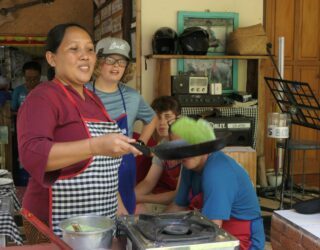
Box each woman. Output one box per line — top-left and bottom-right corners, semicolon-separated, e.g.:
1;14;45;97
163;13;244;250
11;61;42;112
17;23;141;238
87;37;157;214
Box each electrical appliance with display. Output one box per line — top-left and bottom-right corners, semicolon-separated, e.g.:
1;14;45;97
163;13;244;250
171;74;208;94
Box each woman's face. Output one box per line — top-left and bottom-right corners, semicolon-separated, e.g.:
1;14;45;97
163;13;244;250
98;55;127;84
46;26;96;87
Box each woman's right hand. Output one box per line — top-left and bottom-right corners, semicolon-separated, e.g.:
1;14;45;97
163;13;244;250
89;133;142;157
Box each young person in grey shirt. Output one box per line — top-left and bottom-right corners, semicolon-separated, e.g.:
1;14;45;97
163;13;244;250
87;37;157;215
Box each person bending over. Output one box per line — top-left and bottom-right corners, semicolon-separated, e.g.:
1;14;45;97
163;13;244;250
166;125;265;250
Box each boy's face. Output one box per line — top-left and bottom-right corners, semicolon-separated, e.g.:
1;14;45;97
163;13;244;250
156;110;177;138
181;155;205;172
170;133;207;172
25;69;41;91
99;54;127;84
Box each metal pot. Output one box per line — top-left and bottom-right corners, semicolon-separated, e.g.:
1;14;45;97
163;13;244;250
59;215;115;250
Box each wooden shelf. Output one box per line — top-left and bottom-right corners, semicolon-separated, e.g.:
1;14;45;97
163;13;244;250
146;54;268;185
145;54;269;60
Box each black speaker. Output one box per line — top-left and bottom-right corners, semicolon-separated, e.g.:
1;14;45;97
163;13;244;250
171;75;189;94
204;116;254;147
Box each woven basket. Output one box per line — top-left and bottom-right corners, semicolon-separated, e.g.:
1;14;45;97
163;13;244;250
227;24;268;55
23;218;50;244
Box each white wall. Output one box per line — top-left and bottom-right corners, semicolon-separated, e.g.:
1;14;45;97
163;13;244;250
140;0;263;103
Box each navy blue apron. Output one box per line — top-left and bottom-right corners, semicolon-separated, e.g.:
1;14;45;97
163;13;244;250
116;87;136;214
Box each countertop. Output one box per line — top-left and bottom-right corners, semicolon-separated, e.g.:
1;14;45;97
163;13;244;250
274;209;320;238
5;237;127;249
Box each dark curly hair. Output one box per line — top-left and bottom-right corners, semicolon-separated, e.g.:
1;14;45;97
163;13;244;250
151;96;181;116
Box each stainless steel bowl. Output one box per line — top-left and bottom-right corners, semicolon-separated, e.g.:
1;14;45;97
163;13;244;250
59;215;115;250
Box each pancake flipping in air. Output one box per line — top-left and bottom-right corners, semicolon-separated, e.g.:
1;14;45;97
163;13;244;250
171;117;216;144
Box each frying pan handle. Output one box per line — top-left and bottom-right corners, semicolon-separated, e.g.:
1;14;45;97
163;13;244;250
130;142;152;157
20;208;72;249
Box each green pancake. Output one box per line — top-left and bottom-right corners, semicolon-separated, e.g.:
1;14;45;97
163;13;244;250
171;117;216;144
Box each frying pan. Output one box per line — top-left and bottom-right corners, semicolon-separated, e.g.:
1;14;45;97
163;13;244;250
132;131;231;160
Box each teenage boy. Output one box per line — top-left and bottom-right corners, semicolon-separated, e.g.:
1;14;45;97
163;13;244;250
166;127;265;250
135;96;181;213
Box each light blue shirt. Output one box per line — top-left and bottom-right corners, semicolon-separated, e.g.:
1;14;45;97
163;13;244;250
11;84;28;111
86;83;155;137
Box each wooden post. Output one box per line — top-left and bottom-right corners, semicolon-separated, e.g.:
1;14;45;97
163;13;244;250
0;101;12;172
153;59;171;97
135;0;141;92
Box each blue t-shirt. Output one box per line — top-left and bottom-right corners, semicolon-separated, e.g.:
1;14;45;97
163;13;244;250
0;91;11;106
175;151;265;249
11;84;28;111
86;83;155;137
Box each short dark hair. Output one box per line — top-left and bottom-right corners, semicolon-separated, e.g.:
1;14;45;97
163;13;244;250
45;23;91;81
46;23;91;53
23;61;41;74
151;96;181;116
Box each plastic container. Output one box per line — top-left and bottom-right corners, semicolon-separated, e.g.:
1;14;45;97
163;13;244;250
267;112;291;139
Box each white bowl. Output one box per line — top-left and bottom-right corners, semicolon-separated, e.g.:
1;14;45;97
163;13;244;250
267;174;283;187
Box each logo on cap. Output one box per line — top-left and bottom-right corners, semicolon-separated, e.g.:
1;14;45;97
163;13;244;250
109;42;126;51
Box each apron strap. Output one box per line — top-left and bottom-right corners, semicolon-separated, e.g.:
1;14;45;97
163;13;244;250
53;78;112;121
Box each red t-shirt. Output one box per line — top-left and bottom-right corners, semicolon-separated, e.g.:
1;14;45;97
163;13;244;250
152;159;181;194
17;81;111;223
133;132;157;184
134;134;180;193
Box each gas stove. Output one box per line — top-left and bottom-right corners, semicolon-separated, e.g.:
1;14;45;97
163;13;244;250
117;211;239;250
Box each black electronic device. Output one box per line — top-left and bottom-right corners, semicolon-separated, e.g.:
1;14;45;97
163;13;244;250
204;116;254;147
171;74;189;94
231;91;253;102
174;94;232;107
171;75;208;94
